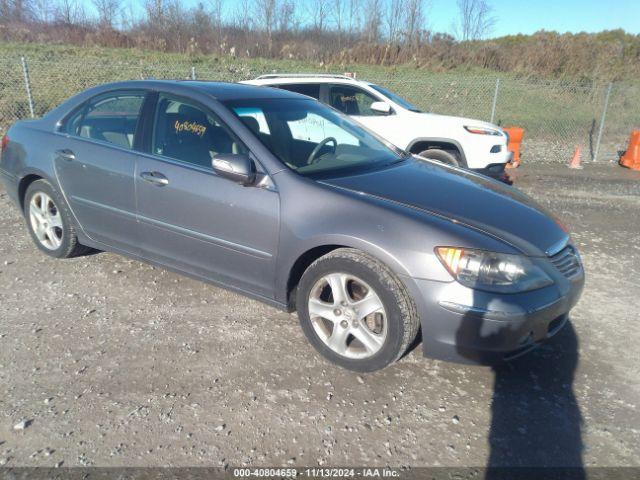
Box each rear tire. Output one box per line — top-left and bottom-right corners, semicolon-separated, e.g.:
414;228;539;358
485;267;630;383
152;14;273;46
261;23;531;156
24;179;92;258
296;248;420;372
417;148;460;166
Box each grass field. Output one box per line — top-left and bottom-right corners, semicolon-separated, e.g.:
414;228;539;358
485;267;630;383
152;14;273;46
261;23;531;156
1;41;637;161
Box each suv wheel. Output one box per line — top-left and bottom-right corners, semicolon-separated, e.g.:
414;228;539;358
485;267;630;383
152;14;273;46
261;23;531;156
296;248;420;372
417;148;460;166
24;179;91;258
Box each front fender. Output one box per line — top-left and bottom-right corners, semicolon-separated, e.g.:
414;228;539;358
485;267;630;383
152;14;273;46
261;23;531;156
275;232;413;304
272;171;514;305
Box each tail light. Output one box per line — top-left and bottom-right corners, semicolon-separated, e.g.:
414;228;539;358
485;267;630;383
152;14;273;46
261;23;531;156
1;135;8;153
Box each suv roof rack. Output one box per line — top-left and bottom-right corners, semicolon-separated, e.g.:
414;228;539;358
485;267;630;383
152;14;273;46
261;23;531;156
254;73;356;81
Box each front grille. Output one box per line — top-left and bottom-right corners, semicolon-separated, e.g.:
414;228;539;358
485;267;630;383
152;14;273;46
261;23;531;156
550;246;582;279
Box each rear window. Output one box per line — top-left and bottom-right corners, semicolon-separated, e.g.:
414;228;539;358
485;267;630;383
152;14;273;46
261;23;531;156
64;91;145;150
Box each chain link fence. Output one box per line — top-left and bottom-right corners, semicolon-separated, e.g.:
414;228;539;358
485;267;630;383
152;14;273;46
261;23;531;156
1;53;638;163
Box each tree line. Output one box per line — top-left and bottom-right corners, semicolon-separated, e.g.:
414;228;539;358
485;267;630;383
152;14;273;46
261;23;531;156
0;0;496;47
1;0;638;80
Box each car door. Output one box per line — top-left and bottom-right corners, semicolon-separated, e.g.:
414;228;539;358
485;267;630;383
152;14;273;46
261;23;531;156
327;84;392;137
135;93;280;298
53;90;146;254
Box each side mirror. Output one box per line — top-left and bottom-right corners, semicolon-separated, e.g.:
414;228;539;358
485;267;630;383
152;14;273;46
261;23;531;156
212;153;256;186
370;101;392;115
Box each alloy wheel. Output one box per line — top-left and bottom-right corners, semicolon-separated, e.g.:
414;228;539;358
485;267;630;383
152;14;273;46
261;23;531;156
308;272;387;359
29;192;63;250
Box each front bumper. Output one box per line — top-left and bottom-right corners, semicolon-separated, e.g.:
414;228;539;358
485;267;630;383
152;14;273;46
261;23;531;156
463;134;511;170
402;268;585;365
470;151;513;184
472;160;511;183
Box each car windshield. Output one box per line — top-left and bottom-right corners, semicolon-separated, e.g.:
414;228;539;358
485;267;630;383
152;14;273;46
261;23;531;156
223;98;407;178
368;84;422;112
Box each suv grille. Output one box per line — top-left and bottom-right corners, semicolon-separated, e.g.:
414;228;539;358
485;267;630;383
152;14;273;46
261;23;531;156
550;246;582;278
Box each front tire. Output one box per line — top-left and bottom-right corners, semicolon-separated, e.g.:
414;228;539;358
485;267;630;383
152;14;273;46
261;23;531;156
296;248;420;372
417;148;460;166
24;179;91;258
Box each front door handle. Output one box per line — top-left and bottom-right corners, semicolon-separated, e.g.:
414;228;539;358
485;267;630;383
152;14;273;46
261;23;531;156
55;149;75;161
140;171;169;186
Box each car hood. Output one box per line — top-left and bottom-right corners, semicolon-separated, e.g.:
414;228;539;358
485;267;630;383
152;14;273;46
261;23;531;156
321;158;568;256
410;111;503;131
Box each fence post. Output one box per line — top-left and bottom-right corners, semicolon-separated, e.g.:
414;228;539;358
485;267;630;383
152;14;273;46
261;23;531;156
191;66;196;80
21;56;35;118
594;82;612;162
490;78;500;124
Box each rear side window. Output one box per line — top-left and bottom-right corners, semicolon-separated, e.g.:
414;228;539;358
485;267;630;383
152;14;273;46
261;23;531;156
65;92;145;150
275;83;321;100
329;85;378;116
151;94;247;169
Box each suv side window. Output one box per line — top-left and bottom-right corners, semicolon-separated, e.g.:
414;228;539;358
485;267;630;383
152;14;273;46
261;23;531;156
329;85;378;116
65;91;145;149
151;94;247;169
275;83;321;100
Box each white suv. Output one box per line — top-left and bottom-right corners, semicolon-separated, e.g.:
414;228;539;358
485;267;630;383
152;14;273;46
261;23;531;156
243;74;512;179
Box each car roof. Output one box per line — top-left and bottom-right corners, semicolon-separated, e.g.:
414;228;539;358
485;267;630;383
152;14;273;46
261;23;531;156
180;80;305;100
244;76;373;87
39;79;313;128
88;79;309;101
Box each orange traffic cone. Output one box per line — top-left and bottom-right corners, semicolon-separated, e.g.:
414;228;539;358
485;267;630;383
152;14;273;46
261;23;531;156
503;126;524;169
568;146;583;169
620;130;640;171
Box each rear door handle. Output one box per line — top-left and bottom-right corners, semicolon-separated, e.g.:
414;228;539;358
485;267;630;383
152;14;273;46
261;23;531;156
140;171;169;186
55;149;75;161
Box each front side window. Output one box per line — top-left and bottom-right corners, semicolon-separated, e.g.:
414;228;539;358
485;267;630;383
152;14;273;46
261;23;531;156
329;85;379;116
65;92;145;149
152;95;247;169
224;98;406;179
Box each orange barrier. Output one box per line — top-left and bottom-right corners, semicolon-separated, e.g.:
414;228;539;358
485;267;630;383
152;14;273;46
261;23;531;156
503;126;524;168
568;145;583;169
620;130;640;171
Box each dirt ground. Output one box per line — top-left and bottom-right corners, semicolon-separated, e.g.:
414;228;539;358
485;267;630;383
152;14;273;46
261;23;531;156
0;162;639;470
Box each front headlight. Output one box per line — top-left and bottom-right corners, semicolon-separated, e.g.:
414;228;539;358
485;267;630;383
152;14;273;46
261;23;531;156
464;125;503;136
435;247;553;294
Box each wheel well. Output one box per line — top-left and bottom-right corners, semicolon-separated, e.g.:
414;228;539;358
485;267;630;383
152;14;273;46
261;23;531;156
287;244;345;310
18;174;42;211
410;141;465;165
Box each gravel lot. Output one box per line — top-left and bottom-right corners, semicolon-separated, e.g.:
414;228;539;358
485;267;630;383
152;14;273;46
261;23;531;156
1;162;639;470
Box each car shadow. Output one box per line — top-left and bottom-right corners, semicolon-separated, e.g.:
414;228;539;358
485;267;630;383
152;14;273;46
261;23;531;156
79;247;102;257
455;308;584;479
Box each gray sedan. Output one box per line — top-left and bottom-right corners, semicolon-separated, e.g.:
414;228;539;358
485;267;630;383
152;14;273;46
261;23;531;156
0;80;584;371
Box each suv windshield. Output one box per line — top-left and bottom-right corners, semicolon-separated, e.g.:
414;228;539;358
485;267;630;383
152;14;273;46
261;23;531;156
368;84;422;112
223;98;406;178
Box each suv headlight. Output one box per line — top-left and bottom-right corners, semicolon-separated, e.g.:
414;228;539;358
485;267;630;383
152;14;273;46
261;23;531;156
464;126;502;136
435;247;553;293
